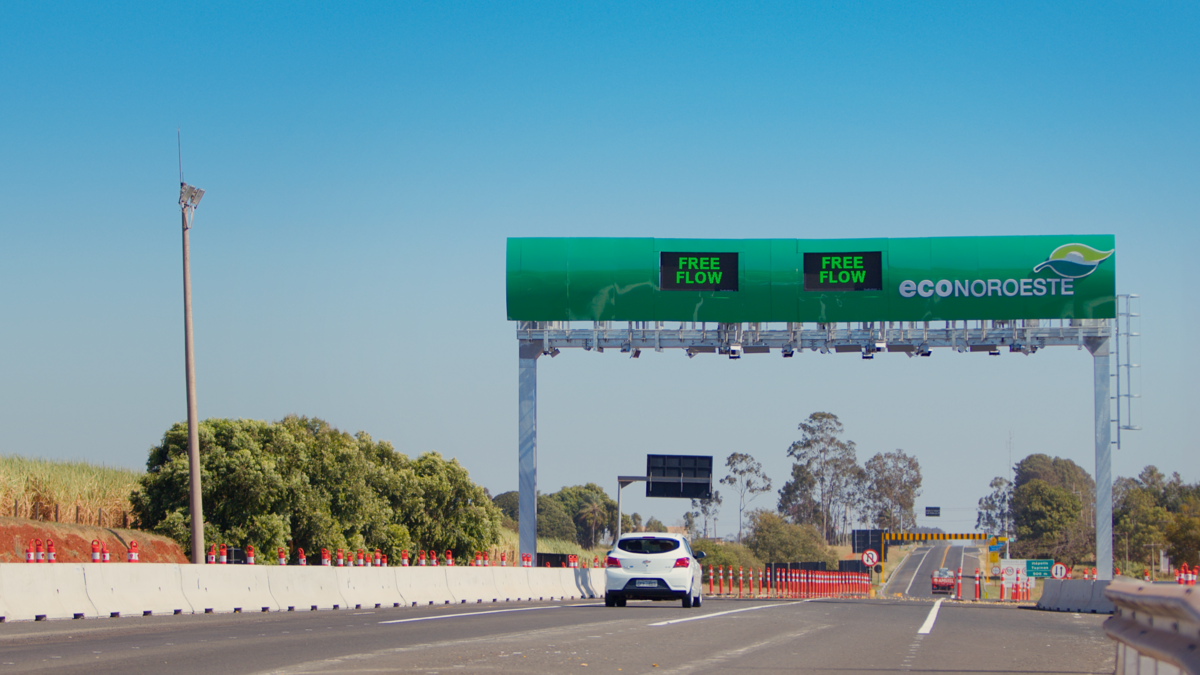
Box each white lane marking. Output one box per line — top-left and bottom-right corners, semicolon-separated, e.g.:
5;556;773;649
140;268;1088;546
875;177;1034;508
648;602;799;626
904;547;933;596
378;605;560;624
917;599;943;634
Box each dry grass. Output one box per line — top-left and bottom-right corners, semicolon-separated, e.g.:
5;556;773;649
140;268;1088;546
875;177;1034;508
483;526;611;566
0;454;141;527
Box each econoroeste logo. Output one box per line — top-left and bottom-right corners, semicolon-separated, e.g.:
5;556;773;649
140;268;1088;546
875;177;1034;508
898;243;1113;300
1032;243;1114;279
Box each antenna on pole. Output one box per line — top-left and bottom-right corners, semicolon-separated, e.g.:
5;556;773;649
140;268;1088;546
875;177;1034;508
178;128;184;183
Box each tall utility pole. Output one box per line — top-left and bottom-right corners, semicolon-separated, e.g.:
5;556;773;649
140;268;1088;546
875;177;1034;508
179;180;205;564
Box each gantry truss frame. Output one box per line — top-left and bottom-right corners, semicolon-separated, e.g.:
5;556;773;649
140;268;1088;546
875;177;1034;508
515;314;1126;582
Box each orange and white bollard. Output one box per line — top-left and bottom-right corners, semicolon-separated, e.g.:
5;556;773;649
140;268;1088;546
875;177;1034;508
298;548;307;566
336;549;345;567
26;540;35;563
374;549;383;567
321;548;331;566
482;552;490;567
417;550;426;566
357;549;366;566
46;539;57;563
127;540;139;563
91;539;102;563
446;550;455;567
34;538;45;563
474;552;482;567
219;544;228;564
208;544;217;564
101;541;110;563
738;566;744;598
429;550;438;567
955;567;962;600
278;548;287;566
401;550;410;567
974;569;981;601
247;545;256;565
708;565;714;595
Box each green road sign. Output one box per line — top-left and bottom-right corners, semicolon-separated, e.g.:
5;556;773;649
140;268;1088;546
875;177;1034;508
506;236;1116;323
1026;560;1053;578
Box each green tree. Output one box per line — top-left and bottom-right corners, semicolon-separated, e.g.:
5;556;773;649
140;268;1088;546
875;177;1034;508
863;450;922;533
788;412;859;542
578;497;608;548
542;483;617;547
691;491;722;538
691;540;763;576
777;463;819;525
743;510;839;567
644;516;667;532
537;495;577;541
720;452;772;543
1166;498;1200;569
492;491;519;520
1012;479;1082;560
976;476;1013;535
131;416;501;561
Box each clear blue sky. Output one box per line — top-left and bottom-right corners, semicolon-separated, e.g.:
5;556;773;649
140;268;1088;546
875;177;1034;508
2;2;1196;538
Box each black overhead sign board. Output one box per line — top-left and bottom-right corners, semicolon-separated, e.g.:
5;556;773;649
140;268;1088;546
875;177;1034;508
646;454;712;499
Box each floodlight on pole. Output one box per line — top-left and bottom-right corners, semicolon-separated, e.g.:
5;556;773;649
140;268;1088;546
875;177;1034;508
179;178;206;564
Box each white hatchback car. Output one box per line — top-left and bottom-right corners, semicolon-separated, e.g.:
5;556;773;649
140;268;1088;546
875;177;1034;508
605;532;706;608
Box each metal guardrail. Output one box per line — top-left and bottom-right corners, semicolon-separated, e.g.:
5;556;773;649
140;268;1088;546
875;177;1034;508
1104;580;1200;675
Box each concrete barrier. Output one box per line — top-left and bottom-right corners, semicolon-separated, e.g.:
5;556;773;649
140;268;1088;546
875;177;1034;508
180;565;280;614
0;563;98;621
1087;580;1116;614
265;566;348;611
83;564;193;617
528;568;575;600
492;567;535;601
568;569;603;599
1036;579;1114;614
394;567;455;606
444;567;500;604
1036;579;1063;611
335;567;407;609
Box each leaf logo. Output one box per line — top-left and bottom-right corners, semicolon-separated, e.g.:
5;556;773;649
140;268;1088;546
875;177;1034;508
1032;243;1114;279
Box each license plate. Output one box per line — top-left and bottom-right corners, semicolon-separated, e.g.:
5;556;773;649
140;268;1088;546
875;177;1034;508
636;580;658;588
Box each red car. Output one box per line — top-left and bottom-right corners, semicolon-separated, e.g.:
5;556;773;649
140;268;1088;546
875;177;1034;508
931;567;955;594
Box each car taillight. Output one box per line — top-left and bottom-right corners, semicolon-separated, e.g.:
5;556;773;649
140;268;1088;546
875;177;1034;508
606;557;620;567
674;558;690;568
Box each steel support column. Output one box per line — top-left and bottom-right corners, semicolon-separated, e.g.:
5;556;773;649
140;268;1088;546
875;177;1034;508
518;342;541;562
1086;334;1113;581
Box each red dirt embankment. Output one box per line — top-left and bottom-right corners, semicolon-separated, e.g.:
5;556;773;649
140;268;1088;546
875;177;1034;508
1;517;187;563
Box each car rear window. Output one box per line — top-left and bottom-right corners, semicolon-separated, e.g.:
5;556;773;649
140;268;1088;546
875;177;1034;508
617;538;681;554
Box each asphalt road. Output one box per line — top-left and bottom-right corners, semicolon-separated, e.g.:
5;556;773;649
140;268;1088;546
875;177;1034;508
0;594;1113;674
884;543;985;599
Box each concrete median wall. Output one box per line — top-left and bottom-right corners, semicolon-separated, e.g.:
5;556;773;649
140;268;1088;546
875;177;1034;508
335;567;406;609
0;563;610;622
394;567;454;606
1036;579;1114;614
182;565;280;614
0;563;98;621
266;566;348;611
83;564;193;617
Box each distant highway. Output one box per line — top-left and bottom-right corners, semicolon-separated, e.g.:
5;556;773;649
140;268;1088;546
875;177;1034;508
883;543;985;599
0;593;1112;674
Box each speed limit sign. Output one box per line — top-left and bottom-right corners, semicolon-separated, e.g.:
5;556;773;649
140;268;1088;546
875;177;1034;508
991;565;1001;576
1051;562;1068;579
861;549;879;567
